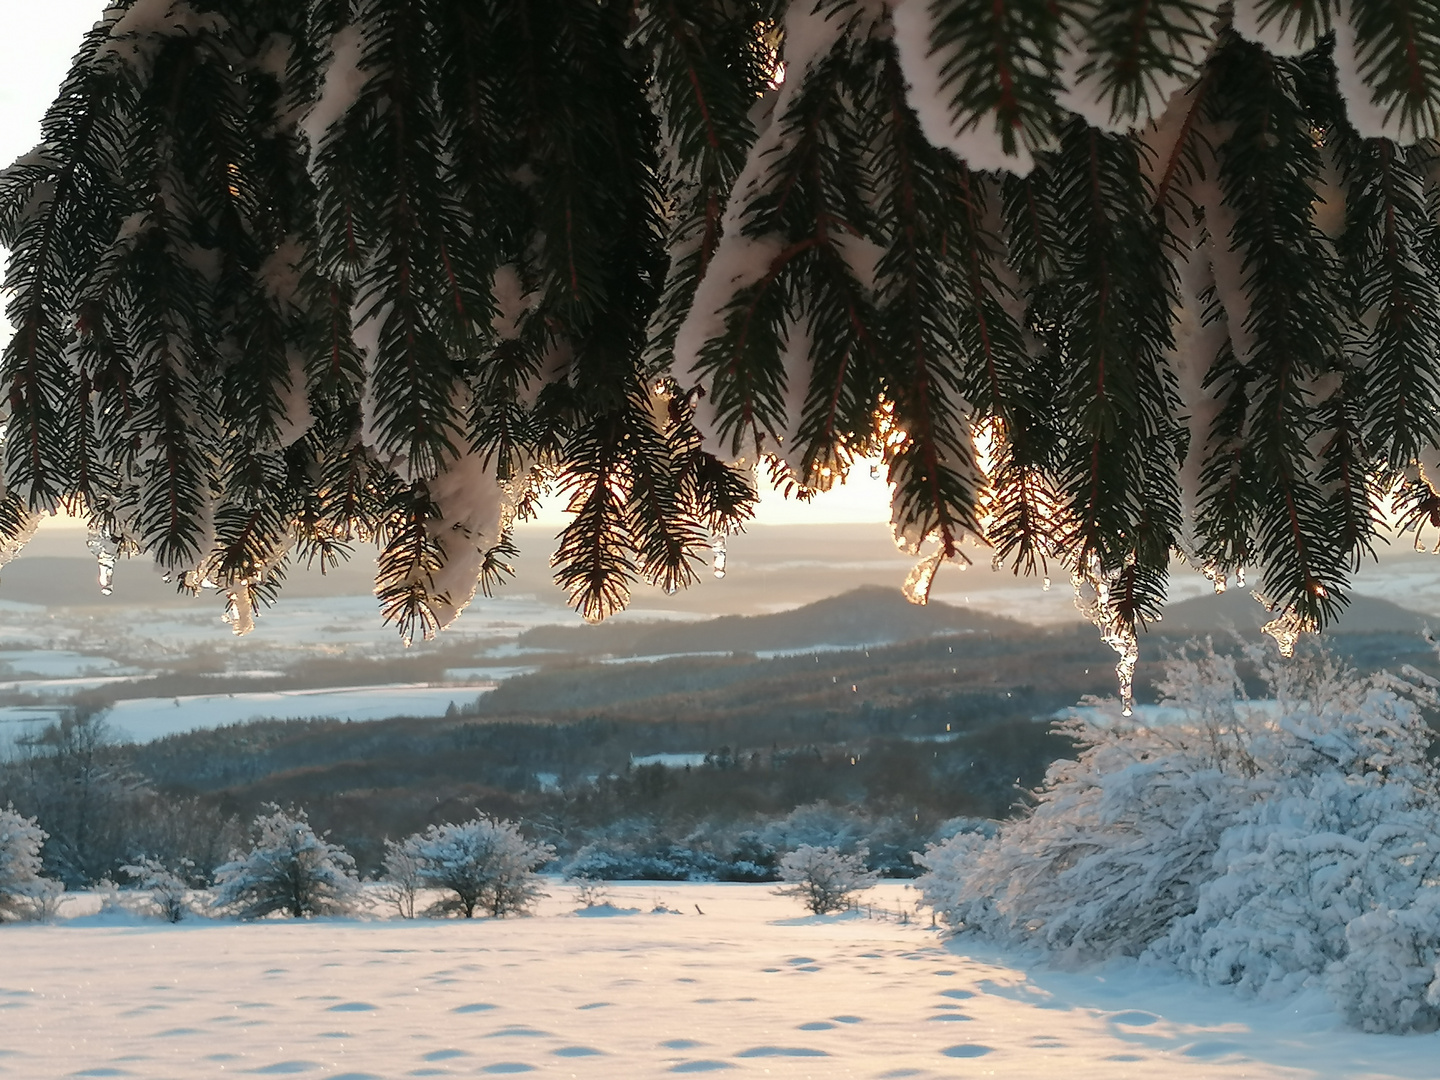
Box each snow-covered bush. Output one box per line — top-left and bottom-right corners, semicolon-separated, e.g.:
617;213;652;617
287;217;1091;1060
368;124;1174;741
0;807;51;922
917;646;1440;1032
213;807;360;919
776;844;879;915
379;835;425;920
122;857;193;923
411;815;552;918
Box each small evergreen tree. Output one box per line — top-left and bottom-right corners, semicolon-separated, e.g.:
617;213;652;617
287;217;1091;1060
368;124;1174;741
411;815;552;919
775;844;879;915
0;806;49;922
212;806;360;919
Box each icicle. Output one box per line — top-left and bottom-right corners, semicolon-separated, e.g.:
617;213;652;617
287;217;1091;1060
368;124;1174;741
86;528;119;596
222;582;256;636
712;536;727;579
1200;564;1227;595
902;546;945;606
1042;576;1051;592
1236;567;1246;588
1260;608;1314;658
1072;554;1140;716
1253;591;1317;658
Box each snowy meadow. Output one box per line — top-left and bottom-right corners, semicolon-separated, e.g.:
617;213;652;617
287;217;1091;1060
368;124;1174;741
5;881;1440;1080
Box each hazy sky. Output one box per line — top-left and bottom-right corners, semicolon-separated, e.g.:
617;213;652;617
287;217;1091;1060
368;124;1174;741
1;3;888;530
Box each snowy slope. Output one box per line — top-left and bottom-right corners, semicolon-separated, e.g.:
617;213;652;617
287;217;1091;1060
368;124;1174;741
0;882;1435;1079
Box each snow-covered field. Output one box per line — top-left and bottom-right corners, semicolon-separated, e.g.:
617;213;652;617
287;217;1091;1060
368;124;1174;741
1;883;1435;1080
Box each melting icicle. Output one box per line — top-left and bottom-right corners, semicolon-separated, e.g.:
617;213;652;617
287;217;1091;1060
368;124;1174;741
1042;576;1051;592
712;536;727;579
1072;554;1140;716
1260;607;1315;658
1199;563;1227;594
221;582;256;636
86;529;119;596
902;546;945;606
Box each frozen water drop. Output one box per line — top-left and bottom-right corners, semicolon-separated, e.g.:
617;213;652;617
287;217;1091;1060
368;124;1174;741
712;536;727;579
87;528;119;596
869;464;881;480
1236;567;1246;588
1042;576;1051;592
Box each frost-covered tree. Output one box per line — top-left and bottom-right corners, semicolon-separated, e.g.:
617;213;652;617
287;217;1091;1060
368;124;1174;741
122;855;193;922
0;806;49;922
6;2;1440;688
378;833;423;920
410;815;552;919
212;806;360;919
916;646;1440;1033
776;843;878;914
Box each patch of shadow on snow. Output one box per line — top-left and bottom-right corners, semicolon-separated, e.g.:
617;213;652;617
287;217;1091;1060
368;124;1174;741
326;1002;377;1012
553;1047;604;1057
668;1063;735;1074
423;1049;469;1061
480;1065;536;1075
941;1045;994;1058
796;1021;835;1030
70;1071;132;1078
1181;1041;1244;1059
484;1027;550;1039
938;989;975;1000
453;1002;498;1013
246;1062;322;1075
660;1039;704;1050
576;1002;612;1010
735;1047;829;1058
1109;1011;1159;1027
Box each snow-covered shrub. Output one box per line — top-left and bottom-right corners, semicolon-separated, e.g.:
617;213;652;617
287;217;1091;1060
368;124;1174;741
0;807;50;922
776;844;879;915
916;645;1440;1032
213;806;360;919
411;815;552;918
379;835;424;919
122;857;193;923
760;802;871;856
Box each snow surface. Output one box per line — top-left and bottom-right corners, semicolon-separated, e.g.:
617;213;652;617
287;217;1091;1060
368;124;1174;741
102;683;500;743
1;882;1436;1078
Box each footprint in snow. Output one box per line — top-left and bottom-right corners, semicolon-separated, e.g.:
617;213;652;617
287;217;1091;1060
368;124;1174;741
484;1027;550;1039
1104;1054;1145;1062
453;1002;498;1014
576;1002;612;1011
553;1047;604;1057
927;1014;973;1022
69;1070;132;1078
876;1071;925;1079
796;1021;835;1030
423;1049;469;1061
480;1065;536;1075
327;1002;377;1013
668;1063;735;1074
941;1045;994;1059
831;1015;864;1024
735;1047;829;1058
154;1028;203;1037
246;1062;323;1075
327;1074;383;1080
660;1039;705;1050
1108;1011;1159;1026
1181;1041;1244;1058
939;989;975;1000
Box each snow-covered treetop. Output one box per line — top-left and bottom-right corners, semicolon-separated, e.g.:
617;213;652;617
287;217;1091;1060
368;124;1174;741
3;0;1440;682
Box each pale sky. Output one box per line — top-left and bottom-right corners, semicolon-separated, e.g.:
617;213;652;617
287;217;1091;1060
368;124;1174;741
1;3;889;530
